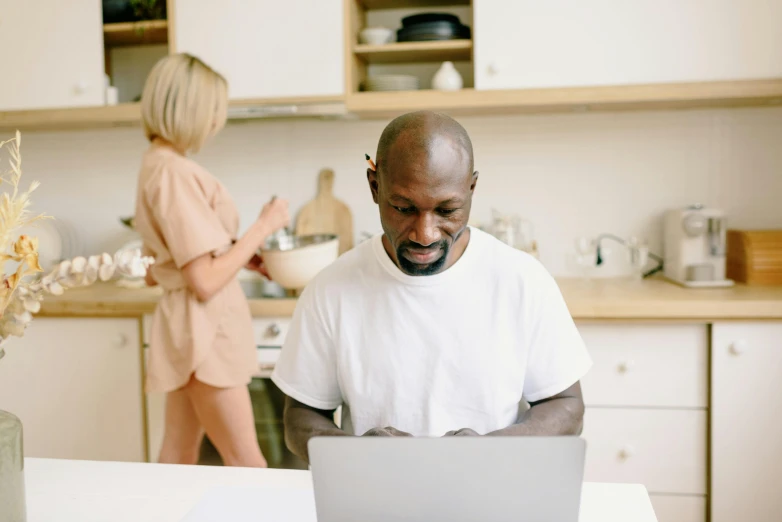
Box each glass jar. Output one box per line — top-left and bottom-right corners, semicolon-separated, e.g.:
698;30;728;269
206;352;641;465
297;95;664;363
0;408;26;522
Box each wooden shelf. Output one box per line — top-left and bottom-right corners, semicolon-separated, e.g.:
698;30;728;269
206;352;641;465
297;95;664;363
346;79;782;118
0;103;142;132
103;20;168;48
0;96;346;132
359;0;470;9
354;40;472;64
2;80;782;131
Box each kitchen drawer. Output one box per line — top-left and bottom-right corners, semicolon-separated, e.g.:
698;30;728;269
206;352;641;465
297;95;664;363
578;324;708;408
582;408;707;495
253;317;291;347
649;495;706;522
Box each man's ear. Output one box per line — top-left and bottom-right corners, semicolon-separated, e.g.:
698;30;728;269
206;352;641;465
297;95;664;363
367;168;380;204
470;170;479;193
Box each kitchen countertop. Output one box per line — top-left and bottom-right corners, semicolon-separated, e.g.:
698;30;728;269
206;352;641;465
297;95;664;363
23;457;658;522
36;277;782;320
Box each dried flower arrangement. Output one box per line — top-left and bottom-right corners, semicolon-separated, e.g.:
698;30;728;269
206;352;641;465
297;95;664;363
0;131;153;354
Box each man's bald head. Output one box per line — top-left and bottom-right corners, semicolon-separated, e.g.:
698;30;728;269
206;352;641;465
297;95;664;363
375;111;474;176
368;111;478;276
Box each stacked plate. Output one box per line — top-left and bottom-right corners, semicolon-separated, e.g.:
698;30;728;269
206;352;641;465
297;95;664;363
364;75;420;92
397;13;472;42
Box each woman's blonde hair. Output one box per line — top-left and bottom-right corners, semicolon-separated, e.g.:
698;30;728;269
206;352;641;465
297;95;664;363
141;53;228;153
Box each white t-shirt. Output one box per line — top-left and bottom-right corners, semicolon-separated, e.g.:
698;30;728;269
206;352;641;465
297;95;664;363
271;227;592;437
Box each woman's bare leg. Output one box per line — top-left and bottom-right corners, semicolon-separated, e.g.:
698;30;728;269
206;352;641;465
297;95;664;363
186;378;267;468
158;383;204;464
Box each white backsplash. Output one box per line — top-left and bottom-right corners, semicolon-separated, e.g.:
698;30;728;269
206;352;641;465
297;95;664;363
14;106;782;277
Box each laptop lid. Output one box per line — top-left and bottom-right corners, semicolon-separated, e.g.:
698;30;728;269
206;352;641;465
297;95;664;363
308;436;586;522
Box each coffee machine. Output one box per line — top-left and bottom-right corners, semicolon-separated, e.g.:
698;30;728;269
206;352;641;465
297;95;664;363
663;204;734;287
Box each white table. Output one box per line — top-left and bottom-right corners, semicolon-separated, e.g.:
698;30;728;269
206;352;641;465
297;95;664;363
23;458;658;521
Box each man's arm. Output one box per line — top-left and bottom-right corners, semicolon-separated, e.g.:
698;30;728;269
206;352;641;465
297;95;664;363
444;382;585;437
490;381;585;436
283;396;347;463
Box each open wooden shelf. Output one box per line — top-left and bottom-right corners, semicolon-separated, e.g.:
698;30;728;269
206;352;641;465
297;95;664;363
103;20;168;48
354;40;472;64
346;79;782;118
359;0;470;9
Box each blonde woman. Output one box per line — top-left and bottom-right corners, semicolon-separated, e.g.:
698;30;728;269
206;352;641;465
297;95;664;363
134;53;289;467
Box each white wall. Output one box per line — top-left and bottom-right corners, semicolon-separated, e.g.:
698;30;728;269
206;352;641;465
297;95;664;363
14;105;782;277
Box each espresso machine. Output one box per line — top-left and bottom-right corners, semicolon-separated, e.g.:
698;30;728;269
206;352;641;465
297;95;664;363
663;204;734;287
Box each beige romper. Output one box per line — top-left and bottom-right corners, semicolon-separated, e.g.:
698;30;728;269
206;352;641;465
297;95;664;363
134;141;257;393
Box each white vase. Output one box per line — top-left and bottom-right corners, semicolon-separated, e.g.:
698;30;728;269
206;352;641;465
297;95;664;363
432;61;463;91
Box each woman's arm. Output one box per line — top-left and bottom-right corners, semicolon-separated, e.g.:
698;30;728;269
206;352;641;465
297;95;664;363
182;198;288;302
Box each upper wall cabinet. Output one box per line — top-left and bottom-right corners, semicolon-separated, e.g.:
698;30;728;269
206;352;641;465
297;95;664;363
0;1;105;111
172;0;344;100
474;0;782;90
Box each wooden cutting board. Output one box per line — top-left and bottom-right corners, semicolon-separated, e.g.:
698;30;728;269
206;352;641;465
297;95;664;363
295;168;354;255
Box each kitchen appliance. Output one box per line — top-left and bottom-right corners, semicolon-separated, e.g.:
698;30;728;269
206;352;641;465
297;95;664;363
663;204;734;287
726;229;782;285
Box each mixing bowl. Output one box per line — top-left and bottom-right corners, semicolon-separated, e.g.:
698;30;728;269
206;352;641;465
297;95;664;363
259;233;339;290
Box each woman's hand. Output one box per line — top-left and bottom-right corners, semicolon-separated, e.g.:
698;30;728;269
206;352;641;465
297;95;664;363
257;197;290;238
245;254;271;280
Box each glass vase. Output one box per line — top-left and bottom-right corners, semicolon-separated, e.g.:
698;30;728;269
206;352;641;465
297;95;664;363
0;407;26;522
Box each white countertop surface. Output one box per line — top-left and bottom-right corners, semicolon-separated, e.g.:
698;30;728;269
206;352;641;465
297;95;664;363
24;458;658;521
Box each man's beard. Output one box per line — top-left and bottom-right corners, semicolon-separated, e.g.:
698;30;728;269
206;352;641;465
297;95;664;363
396;239;450;276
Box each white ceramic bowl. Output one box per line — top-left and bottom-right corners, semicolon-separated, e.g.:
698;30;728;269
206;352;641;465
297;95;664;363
260;234;339;290
360;27;393;45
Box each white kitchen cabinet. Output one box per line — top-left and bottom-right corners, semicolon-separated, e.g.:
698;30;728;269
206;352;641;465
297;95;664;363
0;0;105;111
474;0;782;90
172;0;344;100
582;408;707;495
0;318;145;462
578;324;708;408
711;322;782;522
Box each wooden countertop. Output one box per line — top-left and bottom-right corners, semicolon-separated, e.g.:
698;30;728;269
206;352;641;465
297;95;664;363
37;278;782;321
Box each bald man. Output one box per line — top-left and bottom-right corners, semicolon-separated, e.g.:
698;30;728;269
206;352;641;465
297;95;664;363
271;111;592;463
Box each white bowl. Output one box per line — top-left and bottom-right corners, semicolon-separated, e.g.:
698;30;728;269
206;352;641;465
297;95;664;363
260;234;339;290
360;27;393;45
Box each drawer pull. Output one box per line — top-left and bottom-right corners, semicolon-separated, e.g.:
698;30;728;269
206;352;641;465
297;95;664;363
617;360;635;373
618;445;635;460
729;340;747;356
265;323;281;337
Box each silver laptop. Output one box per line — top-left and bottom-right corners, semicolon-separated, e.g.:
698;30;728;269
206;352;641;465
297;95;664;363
308;436;586;522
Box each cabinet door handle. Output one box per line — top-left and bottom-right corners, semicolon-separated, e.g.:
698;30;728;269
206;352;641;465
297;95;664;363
114;334;128;348
617;360;635;373
730;340;747;356
487;62;500;76
74;81;89;95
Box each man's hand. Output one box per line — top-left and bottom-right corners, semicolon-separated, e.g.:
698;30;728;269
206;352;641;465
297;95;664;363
443;428;480;437
362;426;413;437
